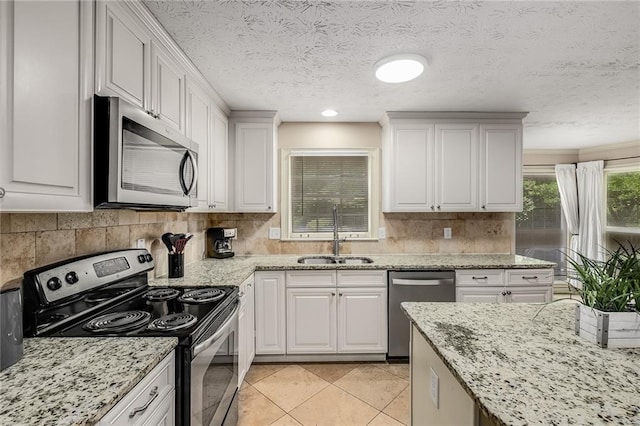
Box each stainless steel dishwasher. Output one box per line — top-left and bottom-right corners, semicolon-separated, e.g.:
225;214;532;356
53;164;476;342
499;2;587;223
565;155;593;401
388;270;455;358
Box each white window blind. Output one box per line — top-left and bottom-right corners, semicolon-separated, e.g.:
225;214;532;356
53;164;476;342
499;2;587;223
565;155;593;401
290;155;368;233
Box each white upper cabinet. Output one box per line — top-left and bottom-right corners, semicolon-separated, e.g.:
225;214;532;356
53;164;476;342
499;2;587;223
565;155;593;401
150;43;185;133
186;81;211;209
231;113;278;212
435;123;479;211
479;124;523;211
381;112;526;213
385;124;435;211
0;0;93;212
95;0;149;109
210;110;229;211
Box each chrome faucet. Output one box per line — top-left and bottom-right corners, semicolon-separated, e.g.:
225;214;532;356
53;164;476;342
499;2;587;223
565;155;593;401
332;204;341;257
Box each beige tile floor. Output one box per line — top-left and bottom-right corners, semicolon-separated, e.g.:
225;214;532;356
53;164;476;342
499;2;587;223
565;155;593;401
237;362;410;426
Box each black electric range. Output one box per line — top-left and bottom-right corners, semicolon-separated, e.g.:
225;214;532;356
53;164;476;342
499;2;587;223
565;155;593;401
22;249;239;426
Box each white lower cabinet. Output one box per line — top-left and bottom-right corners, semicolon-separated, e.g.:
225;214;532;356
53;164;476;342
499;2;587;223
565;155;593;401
238;274;255;385
337;287;387;353
455;269;553;303
254;271;286;355
287;288;337;354
285;270;387;355
98;352;175;426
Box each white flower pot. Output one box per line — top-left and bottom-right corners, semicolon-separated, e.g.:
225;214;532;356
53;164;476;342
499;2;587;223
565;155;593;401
575;304;640;348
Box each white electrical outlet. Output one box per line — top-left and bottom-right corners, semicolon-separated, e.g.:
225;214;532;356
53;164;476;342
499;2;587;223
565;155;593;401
136;238;145;248
430;367;440;408
444;227;452;239
378;227;386;239
269;227;281;240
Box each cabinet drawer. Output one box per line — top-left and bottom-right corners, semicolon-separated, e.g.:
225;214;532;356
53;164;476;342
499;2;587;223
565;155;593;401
286;270;336;287
455;270;504;286
506;269;554;286
98;352;175;425
337;270;387;287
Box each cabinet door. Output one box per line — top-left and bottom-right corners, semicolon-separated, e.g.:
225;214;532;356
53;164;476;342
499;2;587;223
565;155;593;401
507;286;552;303
0;0;92;212
480;124;522;211
150;43;185;133
237;285;248;385
287;288;337;354
455;287;505;303
435;123;479;211
254;271;286;354
210;109;228;210
235;123;274;212
388;125;435;211
337;288;387;353
95;0;150;108
246;277;256;366
186;81;211;209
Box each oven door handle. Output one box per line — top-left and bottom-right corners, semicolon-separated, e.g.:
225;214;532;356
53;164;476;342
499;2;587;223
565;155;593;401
193;303;239;357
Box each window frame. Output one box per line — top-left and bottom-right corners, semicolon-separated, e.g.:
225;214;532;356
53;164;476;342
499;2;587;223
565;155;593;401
280;148;380;241
604;160;640;234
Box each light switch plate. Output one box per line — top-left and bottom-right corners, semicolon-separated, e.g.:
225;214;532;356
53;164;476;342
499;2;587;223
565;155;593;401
430;367;439;408
136;238;145;248
269;227;281;239
378;227;386;239
444;227;452;239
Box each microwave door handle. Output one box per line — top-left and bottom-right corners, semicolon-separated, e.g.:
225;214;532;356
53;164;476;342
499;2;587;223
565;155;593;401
179;150;198;196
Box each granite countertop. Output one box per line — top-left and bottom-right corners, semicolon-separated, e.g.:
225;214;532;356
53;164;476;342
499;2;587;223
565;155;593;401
149;253;554;287
402;302;640;425
0;337;178;426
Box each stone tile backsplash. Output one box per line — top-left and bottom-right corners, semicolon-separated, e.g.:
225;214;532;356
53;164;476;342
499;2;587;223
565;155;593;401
0;211;514;288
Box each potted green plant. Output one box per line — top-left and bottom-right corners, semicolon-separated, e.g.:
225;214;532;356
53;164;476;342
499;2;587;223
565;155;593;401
568;242;640;348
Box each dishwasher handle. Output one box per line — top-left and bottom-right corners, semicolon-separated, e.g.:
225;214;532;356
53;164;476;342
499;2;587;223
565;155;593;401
392;278;454;286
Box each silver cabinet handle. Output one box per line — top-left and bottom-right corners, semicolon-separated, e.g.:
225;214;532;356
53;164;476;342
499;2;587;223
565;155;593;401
437;205;441;210
430;205;434;210
522;276;538;280
0;187;5;198
481;205;486;209
331;292;336;296
129;386;159;418
472;276;488;280
239;291;245;297
339;292;343;296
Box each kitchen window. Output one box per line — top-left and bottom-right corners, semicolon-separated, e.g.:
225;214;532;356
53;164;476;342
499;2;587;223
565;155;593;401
515;167;567;279
280;149;379;240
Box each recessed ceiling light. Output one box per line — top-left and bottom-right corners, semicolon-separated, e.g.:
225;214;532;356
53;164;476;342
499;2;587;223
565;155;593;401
321;109;338;117
374;54;427;83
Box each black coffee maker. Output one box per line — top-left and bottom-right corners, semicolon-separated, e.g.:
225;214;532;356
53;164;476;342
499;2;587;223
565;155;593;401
207;227;237;258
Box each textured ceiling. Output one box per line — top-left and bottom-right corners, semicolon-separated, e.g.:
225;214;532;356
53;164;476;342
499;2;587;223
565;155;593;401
143;0;640;149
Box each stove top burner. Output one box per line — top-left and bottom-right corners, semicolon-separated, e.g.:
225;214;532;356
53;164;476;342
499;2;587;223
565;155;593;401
84;289;131;304
148;313;198;331
83;311;151;333
178;288;225;304
143;288;181;301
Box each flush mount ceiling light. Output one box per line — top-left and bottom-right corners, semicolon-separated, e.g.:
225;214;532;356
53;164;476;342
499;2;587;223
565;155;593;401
321;109;338;117
374;54;428;83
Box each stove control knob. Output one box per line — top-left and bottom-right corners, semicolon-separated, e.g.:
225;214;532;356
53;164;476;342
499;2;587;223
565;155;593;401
65;271;79;284
137;254;147;263
46;277;62;291
145;254;153;262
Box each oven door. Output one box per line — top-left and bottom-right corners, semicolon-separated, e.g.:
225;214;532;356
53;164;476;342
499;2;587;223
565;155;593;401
190;303;239;426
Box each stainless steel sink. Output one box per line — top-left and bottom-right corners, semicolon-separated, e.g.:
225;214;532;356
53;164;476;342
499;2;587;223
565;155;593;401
334;256;374;264
296;256;374;264
296;256;336;264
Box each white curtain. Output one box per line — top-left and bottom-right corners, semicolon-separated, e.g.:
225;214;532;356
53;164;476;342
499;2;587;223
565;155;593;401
577;160;605;261
555;164;581;285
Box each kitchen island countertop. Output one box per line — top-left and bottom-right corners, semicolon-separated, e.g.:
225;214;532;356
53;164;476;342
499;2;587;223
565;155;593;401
0;337;177;425
402;301;640;425
149;253;554;287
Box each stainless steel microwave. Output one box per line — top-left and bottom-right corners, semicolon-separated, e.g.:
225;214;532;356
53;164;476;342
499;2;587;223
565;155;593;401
93;95;198;211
